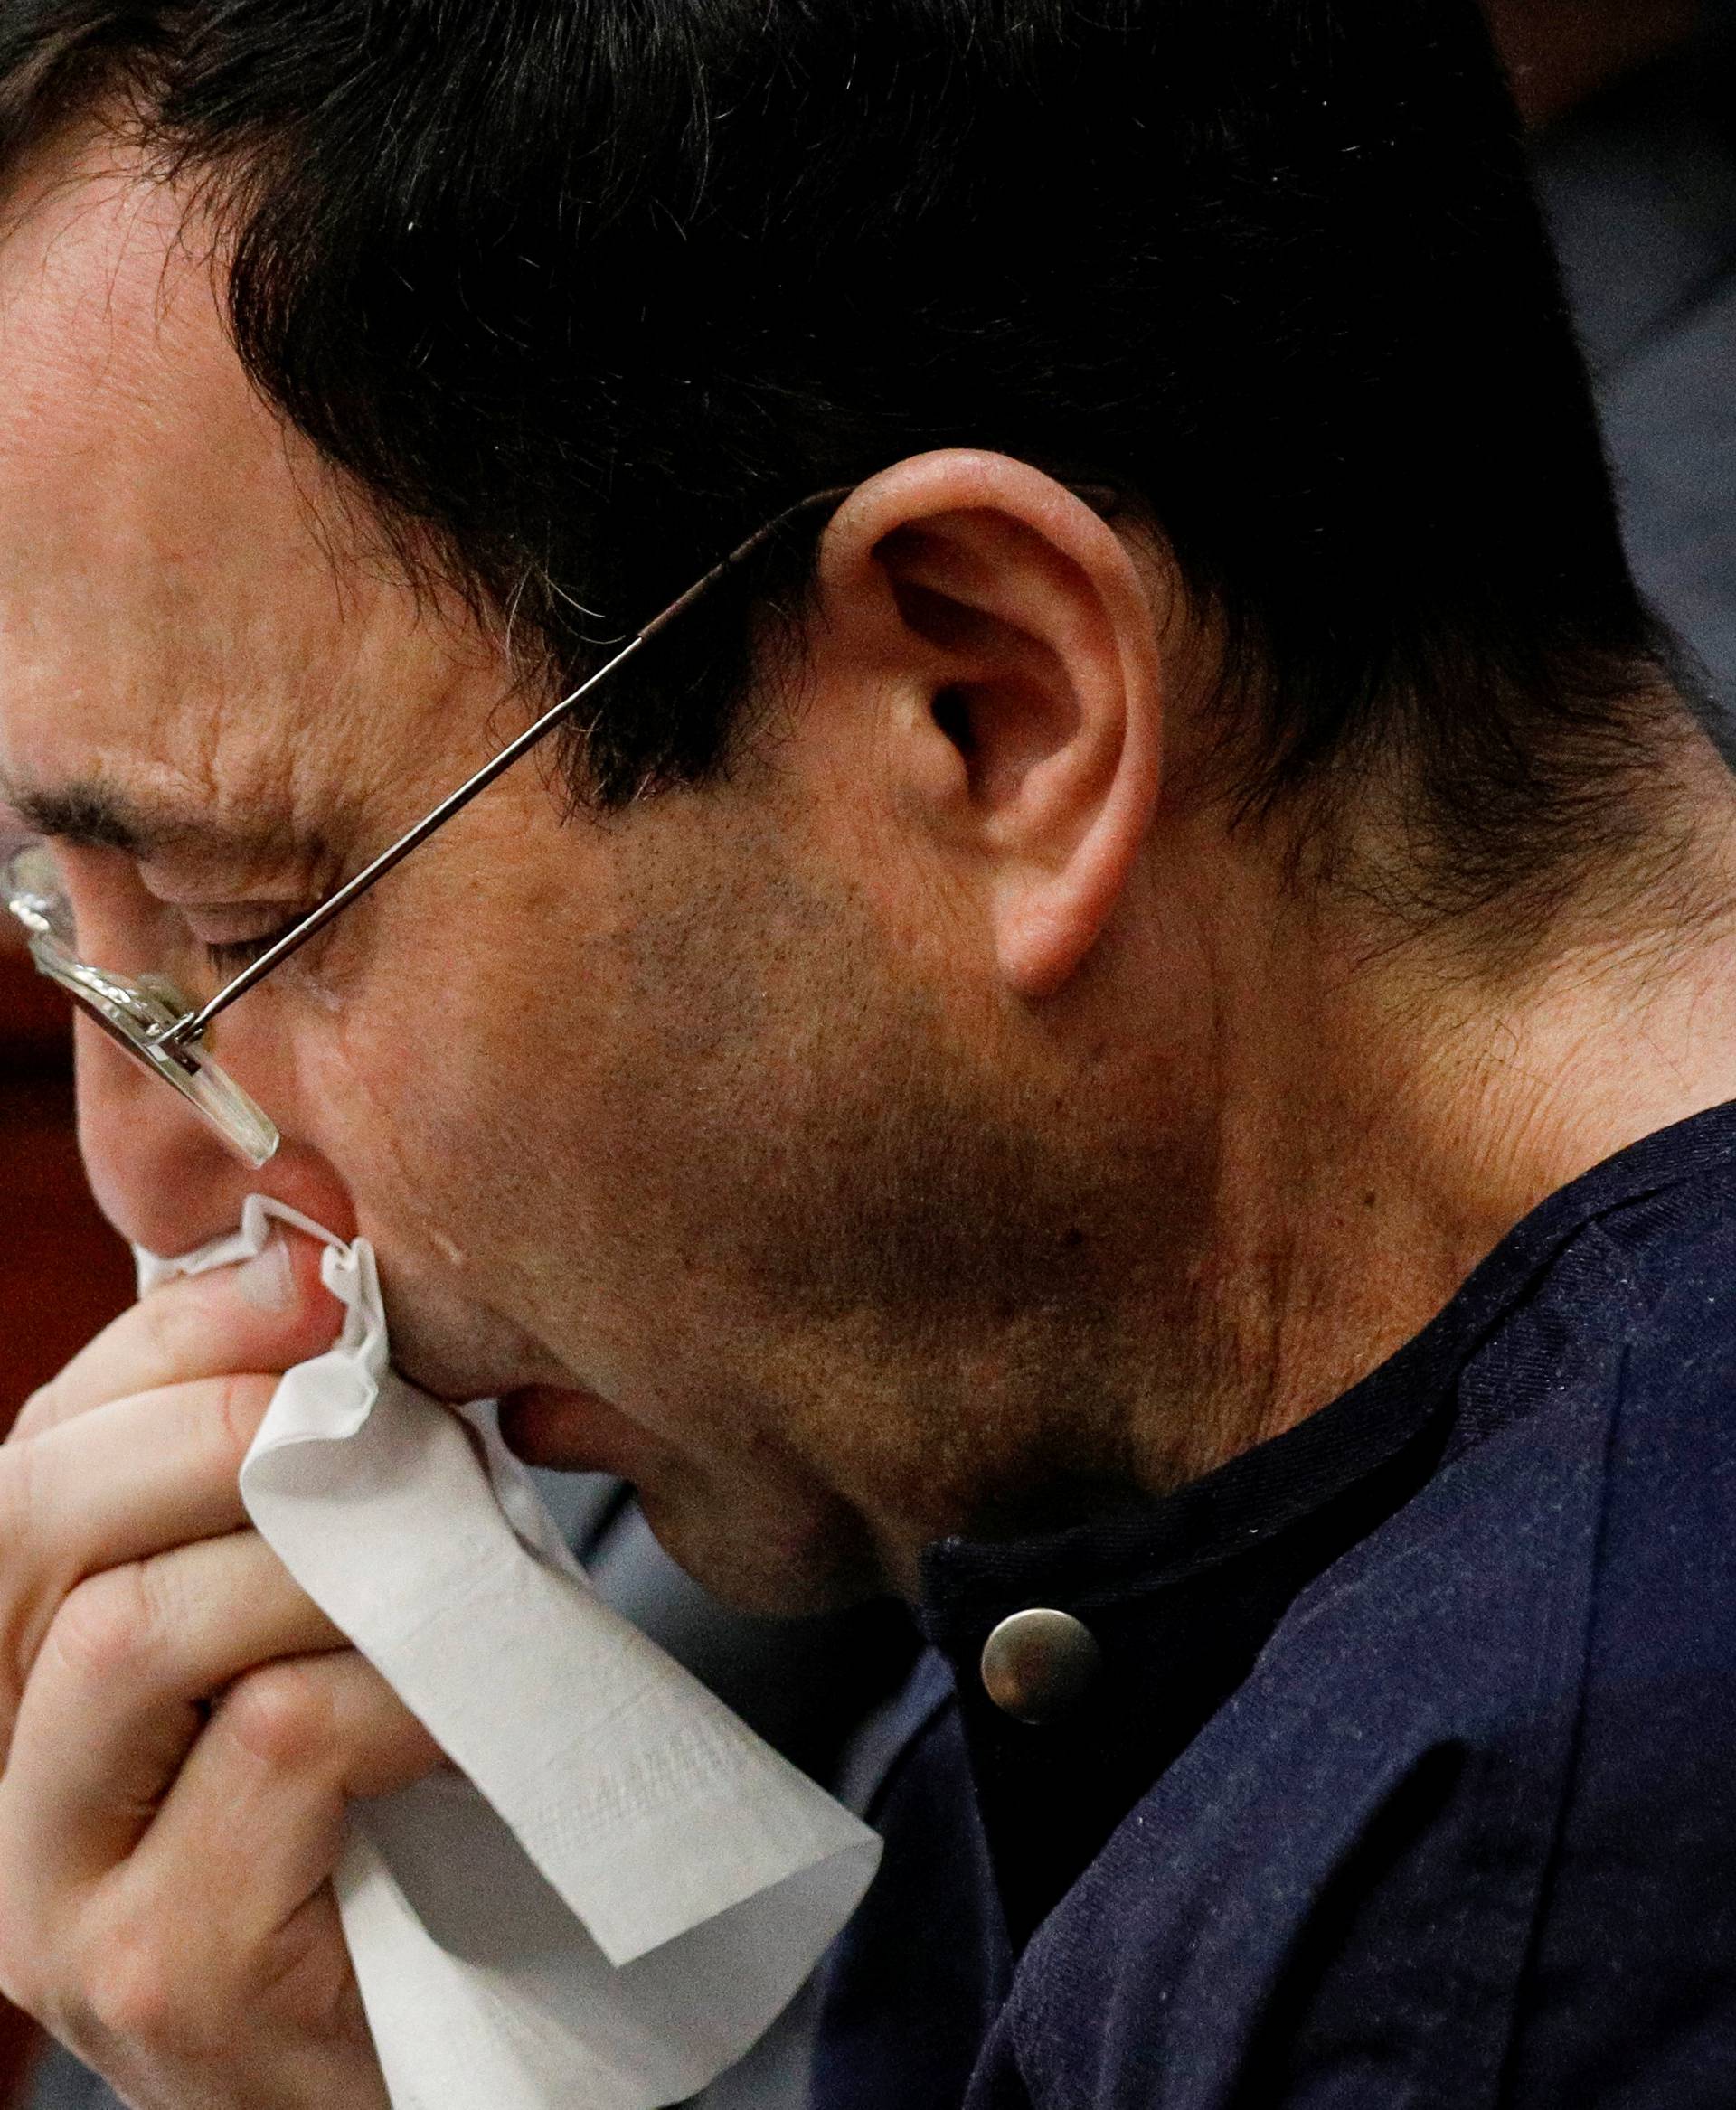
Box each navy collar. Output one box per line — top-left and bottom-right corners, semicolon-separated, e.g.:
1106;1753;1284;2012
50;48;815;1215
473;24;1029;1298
916;1097;1736;1943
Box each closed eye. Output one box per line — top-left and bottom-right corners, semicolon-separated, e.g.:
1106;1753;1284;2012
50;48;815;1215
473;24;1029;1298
200;920;306;972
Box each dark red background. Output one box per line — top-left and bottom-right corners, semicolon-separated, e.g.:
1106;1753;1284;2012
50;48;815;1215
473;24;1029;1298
2;911;136;2098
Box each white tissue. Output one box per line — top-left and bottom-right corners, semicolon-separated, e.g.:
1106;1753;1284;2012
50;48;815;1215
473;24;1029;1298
138;1196;880;2110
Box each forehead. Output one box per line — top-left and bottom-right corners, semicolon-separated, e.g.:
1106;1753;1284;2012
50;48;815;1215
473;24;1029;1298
0;131;489;862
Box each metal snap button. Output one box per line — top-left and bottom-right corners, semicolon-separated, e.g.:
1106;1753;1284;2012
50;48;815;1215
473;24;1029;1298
979;1607;1102;1725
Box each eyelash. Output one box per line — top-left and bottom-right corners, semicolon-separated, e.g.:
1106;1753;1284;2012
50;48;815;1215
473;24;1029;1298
200;921;306;972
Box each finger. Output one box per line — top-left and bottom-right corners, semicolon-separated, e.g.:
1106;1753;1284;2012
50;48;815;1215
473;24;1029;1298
130;1653;444;1946
13;1229;340;1442
0;1373;276;1715
0;1531;347;1887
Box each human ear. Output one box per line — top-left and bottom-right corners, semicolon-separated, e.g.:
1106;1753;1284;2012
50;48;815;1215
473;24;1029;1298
811;449;1165;999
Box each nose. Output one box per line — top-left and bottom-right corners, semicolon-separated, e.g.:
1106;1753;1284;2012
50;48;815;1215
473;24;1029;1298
73;1016;357;1260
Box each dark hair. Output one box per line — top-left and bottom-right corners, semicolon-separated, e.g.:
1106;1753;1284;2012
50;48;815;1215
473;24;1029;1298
0;0;1693;912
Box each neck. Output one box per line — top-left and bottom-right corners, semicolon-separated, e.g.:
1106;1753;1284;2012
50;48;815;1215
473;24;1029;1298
1116;733;1736;1496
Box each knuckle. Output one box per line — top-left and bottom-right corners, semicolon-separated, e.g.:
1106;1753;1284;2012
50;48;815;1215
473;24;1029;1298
0;1430;45;1546
48;1566;164;1690
133;1291;179;1373
209;1371;276;1468
0;1462;57;1732
82;1919;200;2055
221;1660;336;1772
8;1380;62;1444
0;1893;45;2017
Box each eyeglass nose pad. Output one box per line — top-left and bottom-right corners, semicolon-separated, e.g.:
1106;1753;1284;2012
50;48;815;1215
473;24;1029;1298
5;843;75;947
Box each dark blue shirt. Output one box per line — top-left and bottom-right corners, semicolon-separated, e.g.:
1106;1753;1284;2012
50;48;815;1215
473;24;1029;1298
816;1101;1736;2107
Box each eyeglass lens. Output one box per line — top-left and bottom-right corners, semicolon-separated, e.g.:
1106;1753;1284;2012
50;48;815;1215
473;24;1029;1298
4;845;281;1168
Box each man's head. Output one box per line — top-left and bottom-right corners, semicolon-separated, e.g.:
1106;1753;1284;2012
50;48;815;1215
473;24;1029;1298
0;1;1713;1609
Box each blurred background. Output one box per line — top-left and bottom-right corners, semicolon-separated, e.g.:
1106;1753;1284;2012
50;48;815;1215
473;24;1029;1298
2;0;1734;2101
0;812;134;1400
0;815;135;2103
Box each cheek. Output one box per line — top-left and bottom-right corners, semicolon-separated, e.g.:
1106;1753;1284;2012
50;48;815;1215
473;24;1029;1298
299;997;507;1239
283;943;620;1289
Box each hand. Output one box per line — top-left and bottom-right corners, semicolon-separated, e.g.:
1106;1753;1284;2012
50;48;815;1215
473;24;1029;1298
0;1230;441;2109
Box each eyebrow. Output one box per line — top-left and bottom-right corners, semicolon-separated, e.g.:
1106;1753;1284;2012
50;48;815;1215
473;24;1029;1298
0;774;320;871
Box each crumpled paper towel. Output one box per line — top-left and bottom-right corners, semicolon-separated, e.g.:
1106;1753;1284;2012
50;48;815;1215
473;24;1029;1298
137;1195;880;2110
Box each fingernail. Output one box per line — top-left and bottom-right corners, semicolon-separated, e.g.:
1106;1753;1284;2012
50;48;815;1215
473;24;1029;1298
235;1235;296;1312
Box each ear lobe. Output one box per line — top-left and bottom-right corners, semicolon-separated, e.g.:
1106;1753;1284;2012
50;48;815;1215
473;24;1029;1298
838;459;1164;1001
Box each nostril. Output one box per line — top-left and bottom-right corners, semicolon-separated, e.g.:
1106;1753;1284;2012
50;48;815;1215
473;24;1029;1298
932;686;975;755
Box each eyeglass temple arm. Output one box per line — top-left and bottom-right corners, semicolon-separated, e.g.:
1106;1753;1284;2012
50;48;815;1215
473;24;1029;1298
161;485;856;1050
